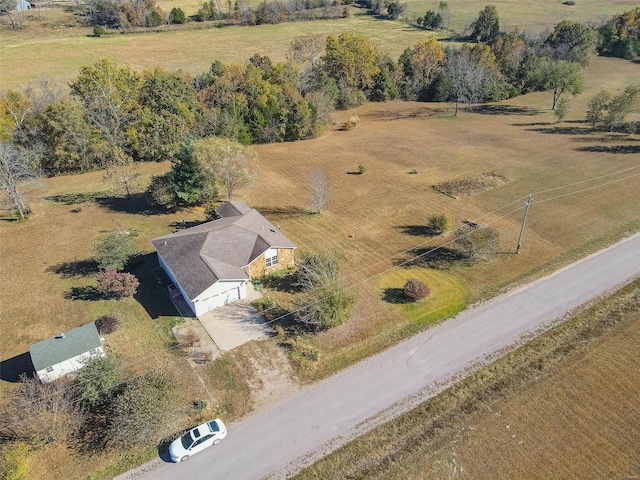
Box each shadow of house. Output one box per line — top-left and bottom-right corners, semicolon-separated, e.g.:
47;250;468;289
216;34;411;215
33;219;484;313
131;252;185;319
169;219;210;230
258;270;300;293
0;351;35;382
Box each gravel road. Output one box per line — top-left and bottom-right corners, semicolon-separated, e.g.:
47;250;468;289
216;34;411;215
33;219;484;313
119;233;640;480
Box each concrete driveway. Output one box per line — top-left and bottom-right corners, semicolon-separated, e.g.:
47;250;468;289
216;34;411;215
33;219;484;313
198;286;270;351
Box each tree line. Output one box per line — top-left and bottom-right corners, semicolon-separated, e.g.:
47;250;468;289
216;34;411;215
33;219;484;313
82;0;347;31
2;7;639;219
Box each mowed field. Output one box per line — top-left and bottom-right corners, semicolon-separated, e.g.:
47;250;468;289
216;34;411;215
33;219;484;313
1;54;638;377
2;0;639;91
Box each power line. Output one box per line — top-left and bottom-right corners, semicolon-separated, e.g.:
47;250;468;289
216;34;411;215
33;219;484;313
2;167;638;429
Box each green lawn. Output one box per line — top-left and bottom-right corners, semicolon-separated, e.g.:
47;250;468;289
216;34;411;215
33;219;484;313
377;267;469;326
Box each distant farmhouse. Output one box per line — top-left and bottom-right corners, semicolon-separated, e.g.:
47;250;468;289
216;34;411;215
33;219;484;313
30;323;105;383
152;201;296;316
14;0;34;11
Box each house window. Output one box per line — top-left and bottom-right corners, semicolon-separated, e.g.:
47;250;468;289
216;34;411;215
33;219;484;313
265;253;278;268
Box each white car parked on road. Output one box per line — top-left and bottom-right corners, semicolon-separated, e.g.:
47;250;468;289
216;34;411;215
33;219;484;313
169;419;227;462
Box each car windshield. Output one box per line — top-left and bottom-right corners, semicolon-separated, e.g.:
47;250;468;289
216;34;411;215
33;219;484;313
208;421;220;432
180;432;193;450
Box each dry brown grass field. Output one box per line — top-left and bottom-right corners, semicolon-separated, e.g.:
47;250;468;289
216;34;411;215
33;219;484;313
294;277;640;480
0;13;639;478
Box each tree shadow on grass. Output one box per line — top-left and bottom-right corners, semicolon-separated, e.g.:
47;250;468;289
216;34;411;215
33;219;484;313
95;193;160;215
511;121;552;127
46;259;99;278
576;144;640;154
259;271;300;294
255;206;310;220
169;219;210;230
362;107;448;122
382;288;411;304
472;105;539;116
397;225;442;237
0;352;35;382
397;246;469;270
65;286;102;301
528;125;594;135
44;191;108;205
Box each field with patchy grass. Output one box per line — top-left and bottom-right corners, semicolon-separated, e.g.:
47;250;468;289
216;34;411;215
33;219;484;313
2;0;638;91
294;278;640;479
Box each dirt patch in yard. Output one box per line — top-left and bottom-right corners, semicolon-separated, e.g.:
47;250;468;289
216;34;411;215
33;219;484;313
173;320;221;366
246;343;302;412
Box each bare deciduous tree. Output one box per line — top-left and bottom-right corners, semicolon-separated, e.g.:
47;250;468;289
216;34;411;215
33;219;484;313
0;141;42;220
287;34;326;69
2;79;61;148
0;375;85;445
102;147;141;198
0;0;28;28
195;137;257;200
445;47;494;116
308;169;331;214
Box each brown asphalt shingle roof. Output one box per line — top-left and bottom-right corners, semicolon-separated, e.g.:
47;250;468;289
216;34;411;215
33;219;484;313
151;201;295;300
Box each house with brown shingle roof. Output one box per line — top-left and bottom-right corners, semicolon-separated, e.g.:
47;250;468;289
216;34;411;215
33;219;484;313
152;201;296;316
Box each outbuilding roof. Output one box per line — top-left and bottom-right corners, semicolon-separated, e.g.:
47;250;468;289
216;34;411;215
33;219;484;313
30;323;102;371
151;201;296;300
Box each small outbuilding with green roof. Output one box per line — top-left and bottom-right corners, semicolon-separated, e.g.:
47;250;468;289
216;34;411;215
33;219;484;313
29;323;105;383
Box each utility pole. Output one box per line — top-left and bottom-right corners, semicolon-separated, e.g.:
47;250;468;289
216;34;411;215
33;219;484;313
516;195;532;254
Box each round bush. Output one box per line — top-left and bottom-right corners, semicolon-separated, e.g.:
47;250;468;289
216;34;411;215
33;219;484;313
95;315;120;334
403;278;430;301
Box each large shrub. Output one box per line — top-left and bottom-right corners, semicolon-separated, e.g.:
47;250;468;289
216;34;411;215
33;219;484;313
106;372;176;448
293;251;355;329
427;212;451;234
96;269;139;299
404;278;430;301
169;7;186;23
95;315;120;334
94;232;140;272
74;355;126;409
454;225;500;258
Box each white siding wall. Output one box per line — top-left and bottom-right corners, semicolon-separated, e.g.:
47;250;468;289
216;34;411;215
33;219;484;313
36;347;105;383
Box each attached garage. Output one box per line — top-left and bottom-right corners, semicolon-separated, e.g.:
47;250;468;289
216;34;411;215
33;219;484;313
152;201;295;317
